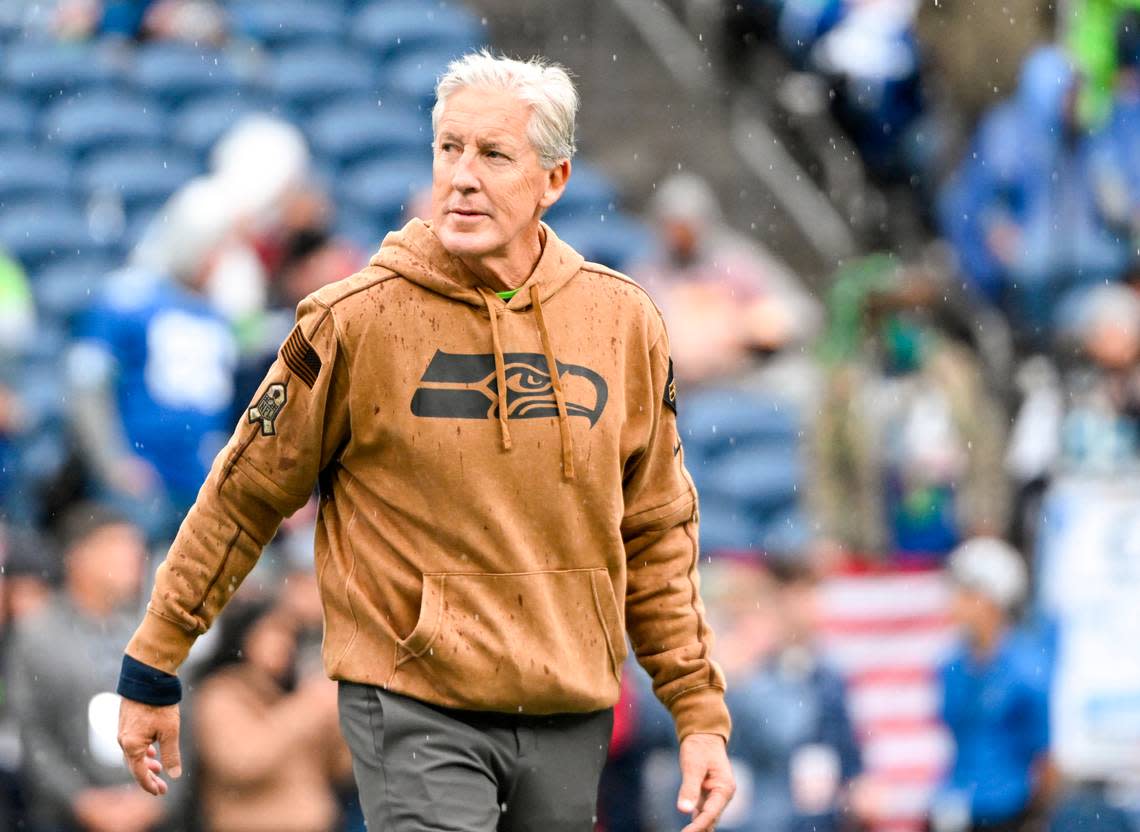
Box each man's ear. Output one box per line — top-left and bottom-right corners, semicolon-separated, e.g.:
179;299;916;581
538;159;571;210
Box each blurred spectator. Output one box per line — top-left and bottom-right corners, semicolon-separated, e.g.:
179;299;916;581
1008;285;1140;490
939;47;1130;349
633;173;821;386
27;0;227;43
712;557;863;832
67;178;241;539
209;115;315;322
5;503;168;832
1069;1;1140;127
932;537;1055;832
810;257;1009;562
0;251;36;520
0;524;59;832
807;1;927;182
1087;15;1140;252
190;597;352;832
231;225;364;430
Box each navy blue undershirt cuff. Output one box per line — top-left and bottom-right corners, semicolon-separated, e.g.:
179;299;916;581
117;654;182;706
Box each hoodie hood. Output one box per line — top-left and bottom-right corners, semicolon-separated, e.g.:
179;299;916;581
1016;46;1074;130
369;218;585;313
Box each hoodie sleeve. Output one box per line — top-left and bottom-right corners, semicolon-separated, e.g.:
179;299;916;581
123;296;350;679
622;330;731;744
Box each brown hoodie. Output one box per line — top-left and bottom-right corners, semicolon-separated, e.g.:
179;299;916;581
126;219;730;741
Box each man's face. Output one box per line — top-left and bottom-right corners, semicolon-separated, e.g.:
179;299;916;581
70;523;145;611
431;87;568;263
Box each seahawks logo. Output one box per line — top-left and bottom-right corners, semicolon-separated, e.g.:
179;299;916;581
410;351;608;427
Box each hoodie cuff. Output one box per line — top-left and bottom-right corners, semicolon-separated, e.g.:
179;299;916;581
117;654;182;706
125;609;196;674
669;685;732;744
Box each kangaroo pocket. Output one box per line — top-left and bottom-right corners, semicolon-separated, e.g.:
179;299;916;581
392;567;626;714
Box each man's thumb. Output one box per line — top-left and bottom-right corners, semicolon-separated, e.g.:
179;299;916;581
159;726;182;779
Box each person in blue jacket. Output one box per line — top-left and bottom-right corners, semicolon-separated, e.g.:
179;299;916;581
939;47;1130;350
66;179;239;539
934;537;1055;832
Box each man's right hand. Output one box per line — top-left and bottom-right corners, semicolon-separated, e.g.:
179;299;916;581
118;698;182;796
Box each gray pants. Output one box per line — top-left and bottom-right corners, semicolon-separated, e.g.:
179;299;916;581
338;682;614;831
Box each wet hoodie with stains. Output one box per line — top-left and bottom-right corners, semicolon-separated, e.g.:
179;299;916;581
123;219;730;742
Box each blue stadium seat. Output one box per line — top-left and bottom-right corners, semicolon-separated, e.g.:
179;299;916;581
0;145;73;206
2;40;121;99
351;1;483;59
334;207;384;251
0;203;104;272
307;98;430;168
32;254;117;325
42;92;166;159
338;155;431;233
171;92;274;158
0;96;35;144
544;163;619;222
547;213;656;272
79;149;200;216
383;48;463;111
268;46;378;114
230;0;345;48
130;43;244;107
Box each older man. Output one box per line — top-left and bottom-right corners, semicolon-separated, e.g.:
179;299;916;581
116;51;734;830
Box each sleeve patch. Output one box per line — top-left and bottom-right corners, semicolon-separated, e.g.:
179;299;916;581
282;325;322;389
248;383;287;436
664;357;677;415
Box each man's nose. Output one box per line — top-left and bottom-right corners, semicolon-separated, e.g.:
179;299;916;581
450;149;480;191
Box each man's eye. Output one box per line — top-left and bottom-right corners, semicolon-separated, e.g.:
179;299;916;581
486;150;506;159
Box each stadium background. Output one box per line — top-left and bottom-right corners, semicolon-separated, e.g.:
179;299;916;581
2;0;1140;830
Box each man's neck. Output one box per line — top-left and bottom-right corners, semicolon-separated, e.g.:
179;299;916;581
459;225;544;292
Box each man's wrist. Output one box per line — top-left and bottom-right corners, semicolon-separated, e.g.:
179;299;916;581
117;654;181;706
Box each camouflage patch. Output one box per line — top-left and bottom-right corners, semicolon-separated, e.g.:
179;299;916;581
248;383;287;436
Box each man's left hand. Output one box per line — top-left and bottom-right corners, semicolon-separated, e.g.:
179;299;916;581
676;733;735;831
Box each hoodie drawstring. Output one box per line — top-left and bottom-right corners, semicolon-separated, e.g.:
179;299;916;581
530;285;575;480
478;288;513;451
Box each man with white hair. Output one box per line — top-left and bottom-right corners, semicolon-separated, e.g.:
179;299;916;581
115;51;735;830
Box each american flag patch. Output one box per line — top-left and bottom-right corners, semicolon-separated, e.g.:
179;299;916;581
281;326;322;389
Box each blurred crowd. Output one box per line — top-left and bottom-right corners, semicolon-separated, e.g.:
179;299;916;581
3;0;1140;831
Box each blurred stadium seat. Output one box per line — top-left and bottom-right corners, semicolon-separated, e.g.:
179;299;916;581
78;149;201;217
384;47;466;110
129;43;246;107
229;0;346;49
350;1;483;60
41;92;166;159
338;155;432;234
2;40;121;99
307;97;430;168
171;92;274;158
544;162;619;222
0;145;74;206
549;213;656;272
0;203;105;272
268;45;379;114
0;95;36;144
32;255;117;325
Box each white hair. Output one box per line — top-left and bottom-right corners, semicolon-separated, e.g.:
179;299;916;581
432;49;579;169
